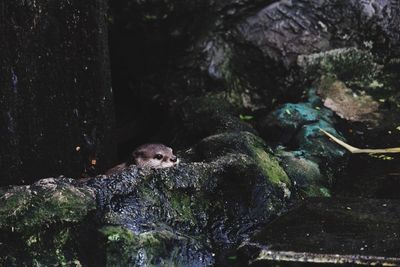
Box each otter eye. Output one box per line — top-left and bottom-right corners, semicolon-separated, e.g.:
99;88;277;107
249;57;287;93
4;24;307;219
154;154;163;160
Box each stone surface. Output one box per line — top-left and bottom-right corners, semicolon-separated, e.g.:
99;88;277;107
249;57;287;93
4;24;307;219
239;197;400;266
0;177;96;266
0;94;294;266
87;132;291;265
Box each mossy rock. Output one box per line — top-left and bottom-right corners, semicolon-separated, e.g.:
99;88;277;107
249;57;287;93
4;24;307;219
193;131;291;190
0;177;96;234
98;226;214;267
298;48;382;89
0;177;97;266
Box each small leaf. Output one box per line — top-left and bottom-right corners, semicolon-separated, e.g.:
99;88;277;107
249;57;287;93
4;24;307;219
239;114;254;121
227;256;237;261
108;234;120;241
369;80;384;88
319;187;331;197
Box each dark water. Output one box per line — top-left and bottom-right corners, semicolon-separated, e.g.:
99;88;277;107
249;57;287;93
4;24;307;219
334;122;400;199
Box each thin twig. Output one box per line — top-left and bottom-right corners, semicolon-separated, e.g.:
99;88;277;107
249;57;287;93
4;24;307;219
319;128;400;154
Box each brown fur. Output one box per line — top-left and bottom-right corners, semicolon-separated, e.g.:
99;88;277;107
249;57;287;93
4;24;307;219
106;144;178;174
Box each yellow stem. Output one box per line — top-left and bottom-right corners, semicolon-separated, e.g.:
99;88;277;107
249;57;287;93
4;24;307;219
319;128;400;154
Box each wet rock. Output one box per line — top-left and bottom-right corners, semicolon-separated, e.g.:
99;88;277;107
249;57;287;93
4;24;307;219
0;82;297;266
295;121;347;163
89;164;215;266
103;1;400;265
235;1;400;67
0;178;95;233
259;96;346;161
110;0;400;143
297;48;400;133
257;90;347;197
192;131;291;188
98;226;212;267
0;120;292;266
201;34;276;111
255;47;400;201
297;48;385;127
295;47;400;154
297;48;382;89
86;134;290;265
277;150;329;197
239;197;400;266
259;101;335;144
200;1;400;110
0;177;96;266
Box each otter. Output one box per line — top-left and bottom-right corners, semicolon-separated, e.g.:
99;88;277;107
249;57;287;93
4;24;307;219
106;143;179;174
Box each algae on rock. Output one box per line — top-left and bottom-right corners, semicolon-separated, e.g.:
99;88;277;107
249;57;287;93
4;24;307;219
0;178;96;266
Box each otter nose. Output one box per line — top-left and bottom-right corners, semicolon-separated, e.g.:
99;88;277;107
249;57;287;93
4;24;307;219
170;156;178;162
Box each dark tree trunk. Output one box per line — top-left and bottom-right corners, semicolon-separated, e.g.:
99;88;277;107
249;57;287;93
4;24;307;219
0;0;116;185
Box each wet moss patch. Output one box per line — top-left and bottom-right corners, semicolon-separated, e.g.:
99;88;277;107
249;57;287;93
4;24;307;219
99;226;213;266
0;178;96;234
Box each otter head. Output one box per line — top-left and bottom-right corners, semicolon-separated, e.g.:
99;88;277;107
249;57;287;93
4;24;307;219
132;144;179;169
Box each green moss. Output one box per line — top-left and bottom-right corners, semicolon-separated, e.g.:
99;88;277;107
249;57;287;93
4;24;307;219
0;188;96;232
301;186;331;197
0;179;96;236
0;189;31;228
99;226;139;267
43;186;96;222
137;186;159;206
100;226;138;244
169;193;195;222
16;227;82;266
319;187;331;197
26;235;39;247
0;178;96;266
299;48;381;89
252;146;290;186
300;49;400;112
238;132;290;186
99;226;191;267
54;228;71;249
198;131;290;189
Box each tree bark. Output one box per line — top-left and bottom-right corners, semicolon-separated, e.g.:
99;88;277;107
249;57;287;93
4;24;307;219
0;0;116;185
